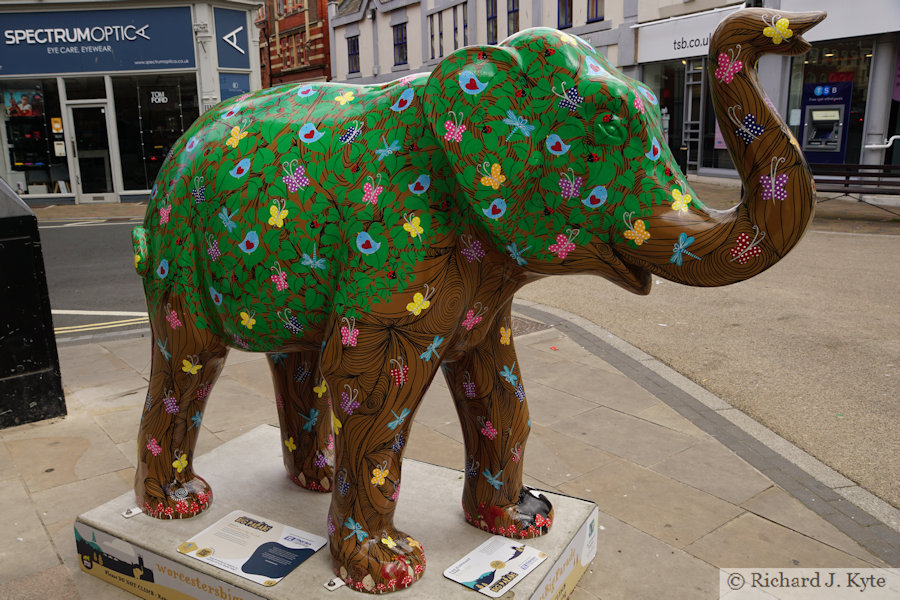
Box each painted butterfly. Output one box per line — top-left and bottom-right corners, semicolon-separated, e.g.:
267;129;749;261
182;355;202;375
240;310;256;329
334;90;355;105
390;357;408;386
763;16;792;45
478;162;506;190
736;114;764;144
465;456;480;479
293;362;311;383
515;382;526;402
672;188;693;213
461;303;486;331
362;176;384;205
406;284;435;316
381;535;397;549
715;46;743;83
191;177;206;204
206;235;221;261
761;157;788;203
278;309;303;335
225;124;248;148
172;453;188;473
403;213;424;239
500;326;512;346
163;391;178;414
313;380;327;398
633;95;645;114
511;442;522;463
146;438;162;456
444;120;466;142
392;433;405;453
552;82;583;112
480;418;498;440
730;227;766;264
340;316;359;347
339;120;363;144
371;462;389;486
559;168;583;199
548;229;579;259
160;204;171;224
460;235;485;262
336;469;350;496
166;305;182;329
282;160;309;192
314;453;328;469
623;212;651;246
268;199;289;228
462;371;476;398
197;383;211;400
341;385;360;415
284;437;297;452
270;262;288;291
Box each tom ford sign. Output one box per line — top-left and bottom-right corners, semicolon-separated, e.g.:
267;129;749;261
0;7;195;75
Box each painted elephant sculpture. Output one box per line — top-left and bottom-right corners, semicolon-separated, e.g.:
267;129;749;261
131;8;824;593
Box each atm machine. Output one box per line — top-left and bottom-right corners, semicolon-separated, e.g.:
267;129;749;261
802;105;844;153
798;82;852;164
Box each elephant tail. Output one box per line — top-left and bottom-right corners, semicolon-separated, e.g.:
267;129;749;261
132;226;150;276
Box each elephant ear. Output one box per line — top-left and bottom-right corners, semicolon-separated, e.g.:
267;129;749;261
424;45;546;243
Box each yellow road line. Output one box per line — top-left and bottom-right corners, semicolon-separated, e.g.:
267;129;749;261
54;317;150;334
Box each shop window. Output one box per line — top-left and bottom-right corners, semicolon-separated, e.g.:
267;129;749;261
487;0;497;45
508;0;519;35
111;74;199;191
1;79;71;195
347;36;360;74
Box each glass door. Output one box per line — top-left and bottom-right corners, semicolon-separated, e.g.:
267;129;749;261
68;104;115;202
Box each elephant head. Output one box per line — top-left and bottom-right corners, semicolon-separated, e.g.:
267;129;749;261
424;9;826;294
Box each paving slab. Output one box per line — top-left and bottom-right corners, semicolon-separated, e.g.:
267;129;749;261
0;478;60;581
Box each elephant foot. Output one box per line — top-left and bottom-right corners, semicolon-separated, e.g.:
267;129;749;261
464;487;554;539
333;528;426;594
289;468;333;493
139;475;213;519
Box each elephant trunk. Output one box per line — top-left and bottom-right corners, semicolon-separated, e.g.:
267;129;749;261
621;9;825;288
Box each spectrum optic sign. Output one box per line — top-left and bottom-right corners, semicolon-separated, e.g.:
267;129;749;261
0;7;195;75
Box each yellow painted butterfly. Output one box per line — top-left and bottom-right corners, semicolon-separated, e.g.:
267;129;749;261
671;188;692;213
225;125;248;148
371;462;389;486
313;380;327;398
332;411;342;435
763;17;792;45
381;535;397;549
623;212;651;246
334;91;355;105
181;355;202;375
268;198;288;228
284;437;297;452
172;453;188;473
500;326;512;346
478;162;506;190
402;213;424;239
240;311;256;330
406;284;435;316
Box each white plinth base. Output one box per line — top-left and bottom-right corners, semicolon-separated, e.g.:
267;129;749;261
76;425;598;599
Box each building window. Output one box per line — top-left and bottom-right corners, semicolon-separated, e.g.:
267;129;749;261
463;2;469;45
508;0;519;35
283;36;293;67
347;36;360;73
558;0;573;29
587;0;603;23
429;15;435;60
393;23;408;65
453;7;459;50
438;12;444;57
487;0;497;45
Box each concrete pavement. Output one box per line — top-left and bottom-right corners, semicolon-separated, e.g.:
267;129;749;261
1;306;899;600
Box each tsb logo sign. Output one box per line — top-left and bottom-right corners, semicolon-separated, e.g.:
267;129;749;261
150;90;168;104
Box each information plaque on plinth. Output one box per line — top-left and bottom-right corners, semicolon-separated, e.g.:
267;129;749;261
75;425;598;600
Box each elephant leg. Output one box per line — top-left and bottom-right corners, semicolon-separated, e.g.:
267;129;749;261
135;292;228;519
443;302;553;539
266;350;333;492
322;319;447;593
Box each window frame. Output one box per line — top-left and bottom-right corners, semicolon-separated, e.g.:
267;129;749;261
508;0;519;35
393;23;408;66
558;0;573;29
587;0;604;24
487;0;497;45
347;35;360;74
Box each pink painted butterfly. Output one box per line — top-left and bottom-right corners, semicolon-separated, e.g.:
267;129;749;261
511;442;522;463
715;45;743;83
462;371;476;399
552;81;583;112
548;229;579;259
389;357;408;386
460;234;485;262
281;159;309;192
461;302;487;331
165;304;182;329
559;168;582;199
444;110;466;142
270;262;288;291
146;438;161;456
341;385;360;415
479;417;498;440
761;157;789;203
730;225;766;265
362;174;384;205
163;391;177;414
206;234;221;261
340;316;359;347
160;204;171;224
633;95;645;114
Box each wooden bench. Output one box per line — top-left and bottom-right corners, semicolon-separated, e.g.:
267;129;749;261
811;163;900;200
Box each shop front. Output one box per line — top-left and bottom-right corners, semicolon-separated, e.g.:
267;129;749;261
0;2;259;204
